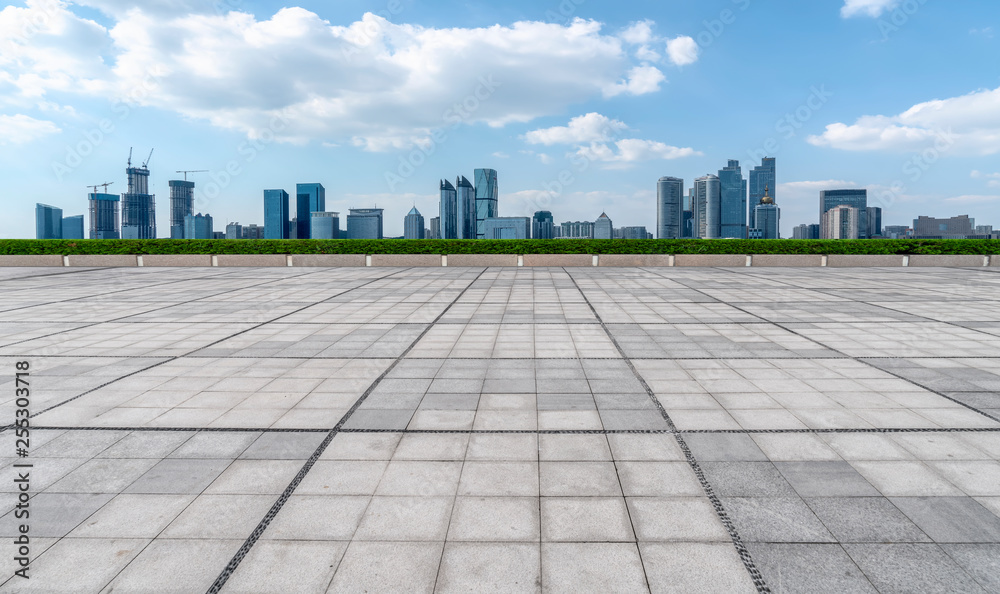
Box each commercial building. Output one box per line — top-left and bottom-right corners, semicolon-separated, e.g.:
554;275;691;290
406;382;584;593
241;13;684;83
440;180;458;240
867;207;883;238
347;208;383;239
296;183;325;239
693;174;721;238
619;226;651;240
560;221;595;238
184;213;213;239
483;217;530;239
594;213;614;239
121;163;156;239
532;211;554;240
225;222;243;239
456;176;476;239
429;217;441;240
168;180;195;239
823;205;861;240
883;225;911;239
62;215;84;240
311;212;340;239
820;189;867;238
243;224;264;240
474;168;499;239
656;176;684;239
89;193;120;239
264;189;290;239
913;215;975;239
748;157;776;229
35;203;62;239
404;207;425;239
718;160;747;239
792;223;820;240
749;186;779;239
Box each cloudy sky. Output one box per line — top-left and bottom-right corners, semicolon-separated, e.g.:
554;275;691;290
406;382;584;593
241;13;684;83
1;0;998;237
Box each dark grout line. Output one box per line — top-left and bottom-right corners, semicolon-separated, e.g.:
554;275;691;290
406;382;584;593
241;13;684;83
564;268;772;594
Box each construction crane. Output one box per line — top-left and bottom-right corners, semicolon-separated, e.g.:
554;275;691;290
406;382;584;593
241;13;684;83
175;170;208;181
127;147;133;168
87;182;114;195
142;148;154;169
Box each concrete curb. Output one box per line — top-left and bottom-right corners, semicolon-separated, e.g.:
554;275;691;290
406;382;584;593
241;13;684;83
215;254;287;267
370;254;443;267
66;255;137;267
827;255;907;267
141;254;213;267
447;254;518;267
291;254;367;267
0;255;65;267
674;254;748;267
522;254;593;267
598;254;673;267
751;254;824;267
907;255;990;267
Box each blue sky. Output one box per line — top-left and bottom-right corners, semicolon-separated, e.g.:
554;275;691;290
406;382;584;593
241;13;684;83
1;0;998;238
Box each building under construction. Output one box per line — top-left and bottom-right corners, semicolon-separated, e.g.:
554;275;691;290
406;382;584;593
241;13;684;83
121;151;157;239
88;193;120;239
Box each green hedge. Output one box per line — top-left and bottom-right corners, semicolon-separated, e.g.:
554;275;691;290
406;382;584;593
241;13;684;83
2;239;999;256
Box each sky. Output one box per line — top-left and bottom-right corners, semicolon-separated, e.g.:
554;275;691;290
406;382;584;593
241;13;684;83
1;0;998;238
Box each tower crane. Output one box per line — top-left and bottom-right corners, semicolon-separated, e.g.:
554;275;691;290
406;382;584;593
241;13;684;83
175;170;208;181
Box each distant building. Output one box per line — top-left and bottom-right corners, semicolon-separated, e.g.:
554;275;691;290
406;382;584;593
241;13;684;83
311;212;340;239
122;164;156;239
296;183;325;239
883;225;911;239
243;224;264;240
657;176;684;239
620;226;650;240
867;207;883;238
347;208;383;239
748;158;776;230
456;176;476;239
823;205;861;240
483;217;530;239
474;169;499;239
264;189;290;239
792;224;820;240
225;222;243;239
750;186;780;239
184;213;213;239
213;231;225;240
976;225;994;235
88;193;120;239
168;180;195;239
718;160;747;239
35;203;62;239
694;174;721;238
288;218;299;239
404;207;425;239
594;213;614;239
913;215;975;239
552;226;563;238
820;189;867;238
561;221;594;238
62;215;84;240
532;211;554;239
683;188;694;238
429;217;441;240
440;180;458;240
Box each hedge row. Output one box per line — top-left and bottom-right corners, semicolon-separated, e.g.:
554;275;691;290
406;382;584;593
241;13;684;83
3;239;1000;256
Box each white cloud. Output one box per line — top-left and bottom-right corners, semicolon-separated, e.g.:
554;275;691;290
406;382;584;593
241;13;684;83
0;113;61;144
575;139;699;169
944;194;1000;205
665;36;699;66
621;20;654;45
603;65;666;98
492;151;510;159
841;0;900;18
524;112;628;145
808;86;1000;155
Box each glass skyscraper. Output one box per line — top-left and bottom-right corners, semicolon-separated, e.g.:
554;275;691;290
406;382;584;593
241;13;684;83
456;176;476;239
440;180;458;240
404;207;425;239
122;165;156;239
168;180;195;239
656;177;684;239
264;189;290;239
594;212;613;239
89;193;120;239
36;203;62;239
184;213;214;239
296;183;325;239
820;189;868;238
694;174;721;239
474;168;499;239
311;212;340;239
748;157;776;230
62;215;84;240
532;211;554;239
347;208;383;239
718;160;747;239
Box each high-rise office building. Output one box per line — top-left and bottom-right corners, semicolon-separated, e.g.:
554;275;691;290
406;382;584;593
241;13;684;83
429;217;441;240
122;163;156;239
440;180;458;240
62;215;84;240
867;207;883;238
594;212;614;239
264;189;290;239
883;225;911;239
184;213;213;239
456;176;476;239
751;187;780;239
560;221;595;238
225;222;243;239
656;177;684;239
820;189;868;238
913;215;975;238
694;174;721;238
718;160;747;239
748;157;776;230
243;224;264;239
823;205;861;239
474;168;499;239
683;188;694;238
620;226;651;239
347;208;383;239
168;180;195;239
88;193;120;239
296;183;325;239
483;217;530;239
404;207;425;239
311;212;340;239
35;203;62;239
532;211;554;239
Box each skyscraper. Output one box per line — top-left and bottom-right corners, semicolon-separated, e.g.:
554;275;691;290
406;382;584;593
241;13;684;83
718;160;747;239
311;212;340;239
347;208;383;239
656;177;684;239
456;176;476;239
296;183;325;239
483;217;530;239
168;180;194;239
561;221;595;238
440;180;458;239
867;207;883;238
748;157;776;230
404;207;425;239
820;189;868;238
430;217;441;240
122;163;156;239
751;187;780;239
36;204;62;239
89;193;120;239
474;168;499;239
694;174;721;239
264;189;290;239
823;205;861;239
532;211;554;239
594;212;613;239
184;213;213;239
62;215;84;240
226;222;243;239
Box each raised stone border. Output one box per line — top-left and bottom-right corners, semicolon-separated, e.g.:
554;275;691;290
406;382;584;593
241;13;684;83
3;253;998;267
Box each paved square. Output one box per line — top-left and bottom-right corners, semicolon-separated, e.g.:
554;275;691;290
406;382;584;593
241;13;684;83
1;265;999;592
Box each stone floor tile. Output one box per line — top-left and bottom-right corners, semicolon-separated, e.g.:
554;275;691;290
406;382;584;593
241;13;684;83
747;543;876;594
327;541;444;594
845;543;987;594
541;543;648;593
436;542;541;594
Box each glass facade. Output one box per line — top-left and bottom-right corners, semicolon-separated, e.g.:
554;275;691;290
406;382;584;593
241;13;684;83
122;167;156;239
264;189;290;239
347;208;383;239
168;180;195;239
62;215;84;240
474;168;499;239
296;183;325;239
483;217;529;239
532;211;554;239
184;213;213;239
456;176;476;239
694;174;720;239
311;212;340;239
753;204;780;239
594;213;613;239
429;217;441;240
656;177;684;239
439;180;458;239
748;157;776;230
820;189;868;238
404;207;425;239
718;160;747;239
35;203;62;239
867;207;883;238
89;193;120;239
